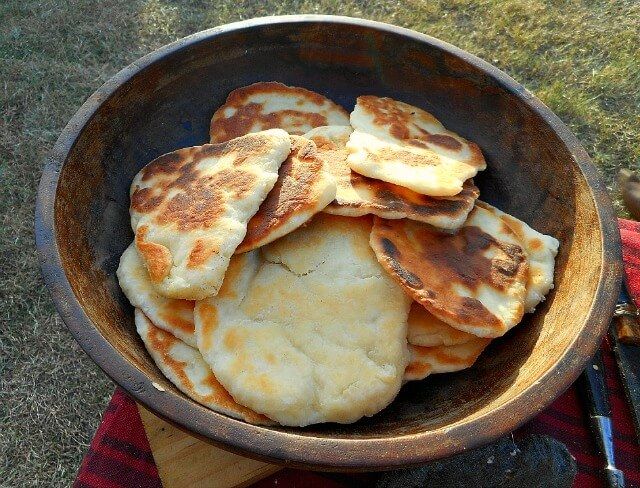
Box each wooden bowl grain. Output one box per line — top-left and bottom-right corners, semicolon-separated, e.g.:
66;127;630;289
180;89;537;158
35;15;622;470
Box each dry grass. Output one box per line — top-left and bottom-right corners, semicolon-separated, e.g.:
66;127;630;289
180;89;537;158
1;0;638;485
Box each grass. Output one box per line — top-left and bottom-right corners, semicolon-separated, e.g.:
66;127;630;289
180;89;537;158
1;0;638;485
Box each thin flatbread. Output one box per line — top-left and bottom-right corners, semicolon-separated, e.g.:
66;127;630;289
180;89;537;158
404;339;491;381
476;201;559;312
235;136;336;253
210;82;350;143
195;216;411;427
129;129;291;300
135;309;271;424
347;96;486;196
117;242;196;347
370;206;529;338
305;125;479;230
406;302;477;347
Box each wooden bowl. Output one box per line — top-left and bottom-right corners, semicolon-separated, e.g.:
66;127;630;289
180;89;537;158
35;16;622;470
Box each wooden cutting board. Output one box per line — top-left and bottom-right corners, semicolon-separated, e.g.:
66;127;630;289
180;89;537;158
137;404;282;488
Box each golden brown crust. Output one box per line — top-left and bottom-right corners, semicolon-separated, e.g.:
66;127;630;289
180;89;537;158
186;239;217;269
210;82;349;142
308;128;478;226
370;214;528;335
196;302;217;352
135;225;172;282
235;136;334;253
332;177;479;219
144;316;269;424
406;302;477;346
405;338;491;380
357;95;440;140
131;140;265;233
355;95;484;169
158;299;195;334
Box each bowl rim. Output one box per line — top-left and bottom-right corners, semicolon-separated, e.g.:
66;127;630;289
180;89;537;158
35;14;622;470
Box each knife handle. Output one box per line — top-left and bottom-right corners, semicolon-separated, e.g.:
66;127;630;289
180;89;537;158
578;349;610;417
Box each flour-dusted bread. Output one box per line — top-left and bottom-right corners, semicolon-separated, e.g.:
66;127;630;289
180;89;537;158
370;205;529;338
135;310;271;424
476;201;559;312
404;339;491;381
305;125;479;230
406;302;477;347
235;136;336;253
129;129;291;300
347;96;486;196
210;82;350;143
195;215;411;426
117;242;196;347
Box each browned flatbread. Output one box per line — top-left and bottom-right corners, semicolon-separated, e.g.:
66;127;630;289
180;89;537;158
404;339;491;381
370;206;529;338
128;129;290;299
135;310;272;424
235;136;336;254
210;82;350;143
304;126;479;230
406;302;478;347
347;96;487;196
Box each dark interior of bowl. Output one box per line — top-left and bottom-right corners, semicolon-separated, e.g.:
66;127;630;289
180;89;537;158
42;18;620;468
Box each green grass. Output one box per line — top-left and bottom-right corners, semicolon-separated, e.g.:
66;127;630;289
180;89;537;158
1;0;638;485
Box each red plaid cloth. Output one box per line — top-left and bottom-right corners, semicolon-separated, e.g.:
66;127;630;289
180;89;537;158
75;220;640;488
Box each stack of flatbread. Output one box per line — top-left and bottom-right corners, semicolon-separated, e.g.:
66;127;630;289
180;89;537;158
117;82;559;427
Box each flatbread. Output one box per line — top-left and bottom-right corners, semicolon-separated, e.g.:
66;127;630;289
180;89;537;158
135;309;270;424
347;96;487;196
404;339;491;381
476;201;559;312
305;126;479;230
210;82;350;143
129;129;291;300
195;215;411;427
235;136;336;253
406;302;477;347
117;242;196;347
370;206;529;338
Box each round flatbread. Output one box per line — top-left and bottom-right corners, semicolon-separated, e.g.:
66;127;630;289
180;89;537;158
404;339;491;382
210;82;350;143
235;136;336;253
476;201;559;312
347;96;486;196
370;205;529;338
129;129;291;300
406;302;477;347
305;125;479;230
135;309;270;424
195;215;411;427
117;242;196;347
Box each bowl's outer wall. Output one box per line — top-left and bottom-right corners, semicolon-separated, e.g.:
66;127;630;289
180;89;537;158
36;16;622;469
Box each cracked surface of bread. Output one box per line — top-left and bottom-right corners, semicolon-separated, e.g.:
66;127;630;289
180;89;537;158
347;96;486;196
129;129;291;299
406;302;477;347
370;205;529;338
235;136;337;253
195;215;412;426
210;82;349;143
305;125;479;229
135;310;271;424
117;242;196;346
476;201;559;312
404;338;491;381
